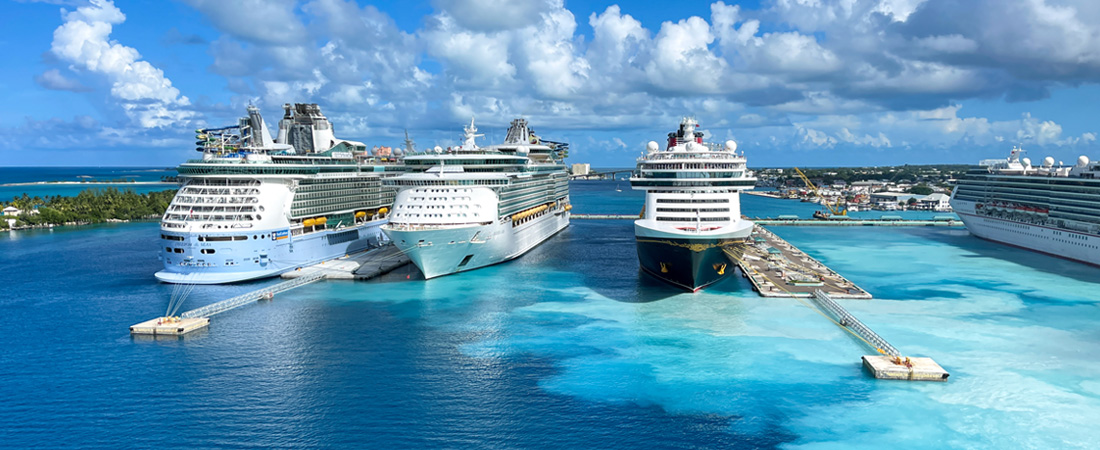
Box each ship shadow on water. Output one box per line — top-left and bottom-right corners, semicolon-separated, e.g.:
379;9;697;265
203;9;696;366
523;219;753;303
915;227;1100;285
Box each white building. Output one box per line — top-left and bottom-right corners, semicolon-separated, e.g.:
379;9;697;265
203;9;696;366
2;206;21;216
916;193;951;211
571;163;591;176
870;192;919;207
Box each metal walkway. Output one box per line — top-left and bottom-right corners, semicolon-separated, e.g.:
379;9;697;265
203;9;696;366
809;289;900;357
180;271;327;319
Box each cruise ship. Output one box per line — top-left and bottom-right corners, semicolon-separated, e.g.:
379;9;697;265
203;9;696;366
156;103;404;284
630;118;757;291
950;147;1100;266
382;118;570;278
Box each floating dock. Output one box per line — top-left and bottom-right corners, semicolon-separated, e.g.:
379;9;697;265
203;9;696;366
862;356;950;381
129;317;209;336
810;289;948;381
728;225;871;299
132;245;410;335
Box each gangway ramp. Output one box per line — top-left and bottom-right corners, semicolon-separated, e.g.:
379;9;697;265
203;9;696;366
810;289;949;382
180;271;326;319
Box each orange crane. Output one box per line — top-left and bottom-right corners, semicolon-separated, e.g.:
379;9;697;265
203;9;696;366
794;167;847;218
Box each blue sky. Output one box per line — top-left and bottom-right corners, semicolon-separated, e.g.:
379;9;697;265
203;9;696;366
2;0;1099;167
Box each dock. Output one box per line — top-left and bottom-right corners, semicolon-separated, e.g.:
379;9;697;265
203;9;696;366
131;245;410;335
728;225;871;299
809;290;949;381
129;317;210;336
281;244;410;280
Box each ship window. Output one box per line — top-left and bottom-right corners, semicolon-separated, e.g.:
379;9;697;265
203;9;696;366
201;249;216;254
165;247;171;252
173;248;184;253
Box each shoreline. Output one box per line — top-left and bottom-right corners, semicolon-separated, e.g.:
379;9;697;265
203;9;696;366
4;217;158;233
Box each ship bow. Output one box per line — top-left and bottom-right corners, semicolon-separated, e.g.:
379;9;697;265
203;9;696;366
635;236;743;291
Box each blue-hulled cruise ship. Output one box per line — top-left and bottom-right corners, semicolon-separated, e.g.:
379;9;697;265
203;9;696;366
156;103;404;284
630;118;757;291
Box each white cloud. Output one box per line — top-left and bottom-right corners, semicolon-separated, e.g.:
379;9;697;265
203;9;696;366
181;0;307;45
34;68;89;92
49;0;194;128
644;16;727;93
431;0;556;32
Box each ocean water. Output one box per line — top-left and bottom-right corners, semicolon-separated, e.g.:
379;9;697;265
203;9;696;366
0;167;176;201
2;182;1099;448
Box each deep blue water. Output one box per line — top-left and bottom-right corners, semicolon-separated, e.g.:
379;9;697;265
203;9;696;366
2;181;1099;448
0;167;176;201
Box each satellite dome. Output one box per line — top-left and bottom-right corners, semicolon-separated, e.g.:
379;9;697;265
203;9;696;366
516;145;529;155
1021;157;1031;167
1078;155;1090;167
1043;156;1055;167
434;145;443;153
725;140;737;152
646;141;659;152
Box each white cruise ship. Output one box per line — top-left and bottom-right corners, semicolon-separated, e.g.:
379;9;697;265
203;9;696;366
156;103;404;284
382;118;571;278
630;118;757;291
950;147;1100;266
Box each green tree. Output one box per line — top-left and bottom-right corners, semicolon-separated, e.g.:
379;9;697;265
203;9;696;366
908;184;934;195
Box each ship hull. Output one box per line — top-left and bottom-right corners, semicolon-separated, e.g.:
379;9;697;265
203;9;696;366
635;236;745;291
155;219;388;284
385;210;569;279
955;210;1100;266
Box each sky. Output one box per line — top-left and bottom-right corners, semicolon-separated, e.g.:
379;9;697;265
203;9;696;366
2;0;1100;168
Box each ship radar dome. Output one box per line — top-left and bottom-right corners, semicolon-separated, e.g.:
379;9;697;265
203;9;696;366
1078;156;1089;167
646;141;659;152
1021;157;1031;167
725;140;737;152
434;145;443;153
1043;156;1055;167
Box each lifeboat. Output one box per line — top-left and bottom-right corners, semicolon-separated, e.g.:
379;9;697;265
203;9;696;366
355;211;367;218
303;218;316;227
316;217;328;225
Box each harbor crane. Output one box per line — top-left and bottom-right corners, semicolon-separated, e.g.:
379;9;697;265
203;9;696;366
793;167;847;218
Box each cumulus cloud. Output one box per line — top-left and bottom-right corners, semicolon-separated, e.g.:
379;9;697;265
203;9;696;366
49;0;194;128
26;0;1100;165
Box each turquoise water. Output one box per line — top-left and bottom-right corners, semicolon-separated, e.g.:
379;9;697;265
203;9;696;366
0;167;176;201
2;181;1098;448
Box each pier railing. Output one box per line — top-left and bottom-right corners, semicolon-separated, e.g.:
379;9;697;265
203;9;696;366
810;289;900;357
180;271;327;319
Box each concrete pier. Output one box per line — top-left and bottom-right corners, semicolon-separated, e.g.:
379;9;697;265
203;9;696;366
129;317;209;336
729;226;871;299
281;244;409;280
